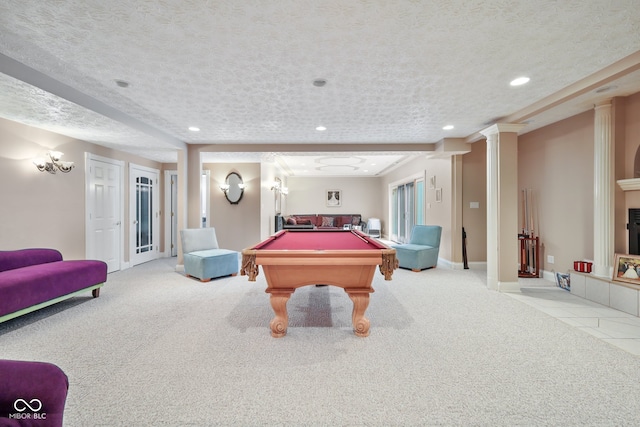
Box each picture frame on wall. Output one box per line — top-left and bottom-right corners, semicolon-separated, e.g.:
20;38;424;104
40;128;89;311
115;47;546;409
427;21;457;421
612;253;640;285
327;190;342;207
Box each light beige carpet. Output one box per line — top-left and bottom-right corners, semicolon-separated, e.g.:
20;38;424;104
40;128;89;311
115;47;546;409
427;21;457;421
1;258;640;426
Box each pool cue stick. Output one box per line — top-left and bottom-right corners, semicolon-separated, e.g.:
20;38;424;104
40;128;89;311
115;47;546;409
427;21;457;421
462;227;469;269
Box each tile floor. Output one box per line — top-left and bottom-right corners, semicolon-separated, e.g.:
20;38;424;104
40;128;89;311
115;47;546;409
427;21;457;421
378;237;640;356
509;278;640;356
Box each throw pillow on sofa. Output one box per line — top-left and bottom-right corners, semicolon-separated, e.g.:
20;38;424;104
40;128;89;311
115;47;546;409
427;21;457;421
321;216;335;227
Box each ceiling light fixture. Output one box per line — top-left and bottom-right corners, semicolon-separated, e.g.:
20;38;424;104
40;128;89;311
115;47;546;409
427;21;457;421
443;125;454;130
510;77;530;86
316;126;326;131
188;126;200;132
595;85;618;93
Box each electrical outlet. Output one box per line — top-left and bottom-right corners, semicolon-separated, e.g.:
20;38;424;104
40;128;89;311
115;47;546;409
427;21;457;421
547;255;554;264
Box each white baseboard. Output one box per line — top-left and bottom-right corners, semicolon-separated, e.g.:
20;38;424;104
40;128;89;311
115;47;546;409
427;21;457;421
541;269;557;283
440;259;487;270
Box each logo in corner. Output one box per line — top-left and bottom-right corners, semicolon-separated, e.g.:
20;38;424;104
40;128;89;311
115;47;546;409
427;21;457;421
10;398;46;420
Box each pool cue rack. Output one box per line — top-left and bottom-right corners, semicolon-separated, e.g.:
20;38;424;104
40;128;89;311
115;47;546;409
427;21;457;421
518;233;540;278
519;188;540;278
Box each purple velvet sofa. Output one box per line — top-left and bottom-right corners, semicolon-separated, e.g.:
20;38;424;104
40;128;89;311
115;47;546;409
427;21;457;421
0;249;107;323
0;359;69;427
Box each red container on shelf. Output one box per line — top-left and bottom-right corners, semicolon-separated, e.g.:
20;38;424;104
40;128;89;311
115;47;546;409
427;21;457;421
573;261;593;273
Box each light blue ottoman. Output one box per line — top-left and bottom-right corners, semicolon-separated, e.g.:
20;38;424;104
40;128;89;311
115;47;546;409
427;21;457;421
183;249;239;282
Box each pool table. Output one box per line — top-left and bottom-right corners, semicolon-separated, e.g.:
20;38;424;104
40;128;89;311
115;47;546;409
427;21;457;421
241;229;398;337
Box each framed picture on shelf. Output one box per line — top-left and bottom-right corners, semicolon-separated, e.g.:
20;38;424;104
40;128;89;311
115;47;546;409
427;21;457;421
555;272;570;291
327;190;342;207
612;253;640;285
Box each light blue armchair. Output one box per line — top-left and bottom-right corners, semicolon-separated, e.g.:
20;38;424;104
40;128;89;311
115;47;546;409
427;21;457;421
392;225;442;271
180;228;239;282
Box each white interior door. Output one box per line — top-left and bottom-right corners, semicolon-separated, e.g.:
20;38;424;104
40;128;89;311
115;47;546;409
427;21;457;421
86;155;123;273
130;164;159;266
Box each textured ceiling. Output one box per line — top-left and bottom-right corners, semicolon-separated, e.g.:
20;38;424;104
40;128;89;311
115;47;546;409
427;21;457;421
0;1;639;175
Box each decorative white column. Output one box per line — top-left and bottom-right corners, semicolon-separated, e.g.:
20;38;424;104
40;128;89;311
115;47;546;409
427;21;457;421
176;148;188;268
480;123;525;291
593;101;614;278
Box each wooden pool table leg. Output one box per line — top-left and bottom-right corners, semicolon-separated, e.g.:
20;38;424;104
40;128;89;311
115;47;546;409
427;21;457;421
347;290;371;337
266;288;294;338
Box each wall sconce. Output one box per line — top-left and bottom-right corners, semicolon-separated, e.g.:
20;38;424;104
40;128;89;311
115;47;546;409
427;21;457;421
33;151;74;174
270;180;288;195
220;172;245;204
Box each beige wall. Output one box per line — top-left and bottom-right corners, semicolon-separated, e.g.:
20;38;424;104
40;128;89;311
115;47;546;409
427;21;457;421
518;111;595;273
461;139;487;263
203;163;261;252
424;157;453;261
285;176;383;223
0;119;86;259
0;117;163;261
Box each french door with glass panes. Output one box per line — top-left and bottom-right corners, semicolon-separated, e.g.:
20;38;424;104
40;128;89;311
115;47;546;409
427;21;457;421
130;164;159;266
390;176;425;243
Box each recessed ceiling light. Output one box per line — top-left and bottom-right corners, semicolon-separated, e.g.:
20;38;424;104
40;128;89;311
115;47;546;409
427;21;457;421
188;126;200;132
510;77;530;86
443;125;454;130
316;126;326;131
313;79;327;87
595;85;618;93
115;79;129;88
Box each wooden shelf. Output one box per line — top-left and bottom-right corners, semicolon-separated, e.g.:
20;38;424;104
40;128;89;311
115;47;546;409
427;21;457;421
617;178;640;191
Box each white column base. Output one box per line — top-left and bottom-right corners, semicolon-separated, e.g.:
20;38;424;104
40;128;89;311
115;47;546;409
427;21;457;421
497;281;521;293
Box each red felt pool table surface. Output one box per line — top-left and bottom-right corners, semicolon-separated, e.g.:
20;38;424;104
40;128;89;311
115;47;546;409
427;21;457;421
251;229;387;251
241;229;398;338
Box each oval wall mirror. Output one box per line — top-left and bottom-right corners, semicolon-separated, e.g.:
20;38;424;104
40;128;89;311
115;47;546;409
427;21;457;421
224;172;244;204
